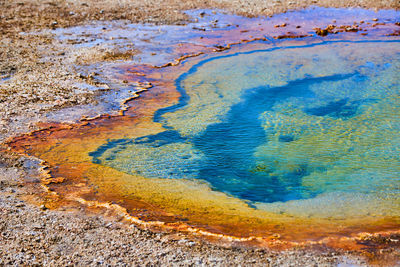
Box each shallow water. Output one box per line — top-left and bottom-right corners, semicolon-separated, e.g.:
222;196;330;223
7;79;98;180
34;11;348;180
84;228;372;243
8;8;400;247
92;40;400;215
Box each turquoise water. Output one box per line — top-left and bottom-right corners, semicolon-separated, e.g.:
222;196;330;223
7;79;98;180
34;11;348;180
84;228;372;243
91;40;400;206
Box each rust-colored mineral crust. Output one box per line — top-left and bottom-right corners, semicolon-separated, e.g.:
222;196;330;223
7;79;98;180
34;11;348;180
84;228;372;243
3;9;400;260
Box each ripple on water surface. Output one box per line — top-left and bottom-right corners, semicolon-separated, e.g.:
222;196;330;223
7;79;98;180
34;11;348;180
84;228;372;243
92;40;400;220
8;8;400;246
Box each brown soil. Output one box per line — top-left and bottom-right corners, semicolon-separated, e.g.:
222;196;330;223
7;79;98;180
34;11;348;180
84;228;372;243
1;0;399;265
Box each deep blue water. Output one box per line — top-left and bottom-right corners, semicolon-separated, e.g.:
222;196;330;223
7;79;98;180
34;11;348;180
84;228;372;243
90;40;400;204
190;74;356;202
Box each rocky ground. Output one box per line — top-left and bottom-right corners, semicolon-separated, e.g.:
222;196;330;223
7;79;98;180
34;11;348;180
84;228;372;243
1;0;399;141
0;155;365;266
1;0;399;266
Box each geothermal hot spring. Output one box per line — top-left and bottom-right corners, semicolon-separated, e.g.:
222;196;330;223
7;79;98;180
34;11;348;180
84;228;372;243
94;41;400;204
7;8;400;249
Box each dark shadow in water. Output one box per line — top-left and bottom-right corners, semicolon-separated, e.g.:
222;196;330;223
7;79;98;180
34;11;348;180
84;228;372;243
190;73;355;203
305;98;358;118
91;71;357;203
90;40;400;203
